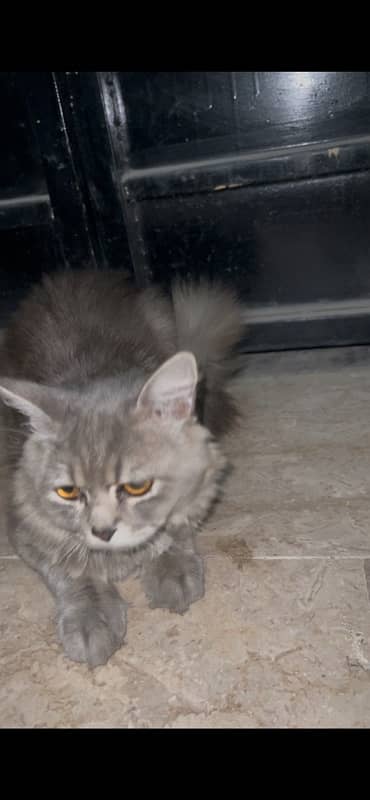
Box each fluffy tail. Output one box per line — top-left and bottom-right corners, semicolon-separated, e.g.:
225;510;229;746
171;280;244;436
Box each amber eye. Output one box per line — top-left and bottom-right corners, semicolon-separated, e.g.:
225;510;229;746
121;480;153;497
55;486;81;500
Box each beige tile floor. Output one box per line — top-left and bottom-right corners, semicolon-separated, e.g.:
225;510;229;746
1;346;370;728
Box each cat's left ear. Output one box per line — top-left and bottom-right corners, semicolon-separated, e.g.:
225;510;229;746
136;351;198;422
0;378;65;436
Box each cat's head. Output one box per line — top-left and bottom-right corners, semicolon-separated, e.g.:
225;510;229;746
0;353;226;552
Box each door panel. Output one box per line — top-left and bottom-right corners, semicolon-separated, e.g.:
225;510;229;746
1;71;370;351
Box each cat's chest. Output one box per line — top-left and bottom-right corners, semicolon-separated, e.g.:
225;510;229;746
87;531;173;582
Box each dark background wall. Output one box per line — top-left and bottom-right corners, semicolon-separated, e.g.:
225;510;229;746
1;71;370;351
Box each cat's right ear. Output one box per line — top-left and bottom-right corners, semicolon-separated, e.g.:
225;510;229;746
136;351;198;422
0;378;64;437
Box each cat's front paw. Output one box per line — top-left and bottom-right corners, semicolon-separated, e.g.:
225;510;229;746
143;551;204;614
57;591;127;668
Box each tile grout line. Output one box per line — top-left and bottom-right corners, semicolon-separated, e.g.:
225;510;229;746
204;554;370;560
0;553;369;563
0;555;19;560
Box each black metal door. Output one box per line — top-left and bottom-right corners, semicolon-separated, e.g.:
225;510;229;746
1;71;370;351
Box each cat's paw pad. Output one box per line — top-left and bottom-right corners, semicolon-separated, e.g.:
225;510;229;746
143;552;204;614
57;595;127;668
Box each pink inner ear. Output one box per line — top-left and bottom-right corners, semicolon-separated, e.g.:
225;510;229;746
173;398;192;419
152;397;191;419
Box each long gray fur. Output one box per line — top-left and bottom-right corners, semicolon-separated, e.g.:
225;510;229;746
0;270;243;667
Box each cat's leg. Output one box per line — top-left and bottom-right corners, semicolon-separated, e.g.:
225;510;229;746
141;531;204;614
17;544;126;667
52;573;127;667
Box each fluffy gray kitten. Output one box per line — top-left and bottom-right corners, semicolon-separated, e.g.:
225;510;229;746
0;270;243;667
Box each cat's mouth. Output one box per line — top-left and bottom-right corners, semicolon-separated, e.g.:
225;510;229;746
85;522;158;551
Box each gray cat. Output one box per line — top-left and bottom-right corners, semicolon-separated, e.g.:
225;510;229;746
0;270;243;667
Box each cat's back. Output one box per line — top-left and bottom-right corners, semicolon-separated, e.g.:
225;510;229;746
1;269;176;385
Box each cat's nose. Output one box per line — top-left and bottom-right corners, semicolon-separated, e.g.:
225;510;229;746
91;526;117;542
